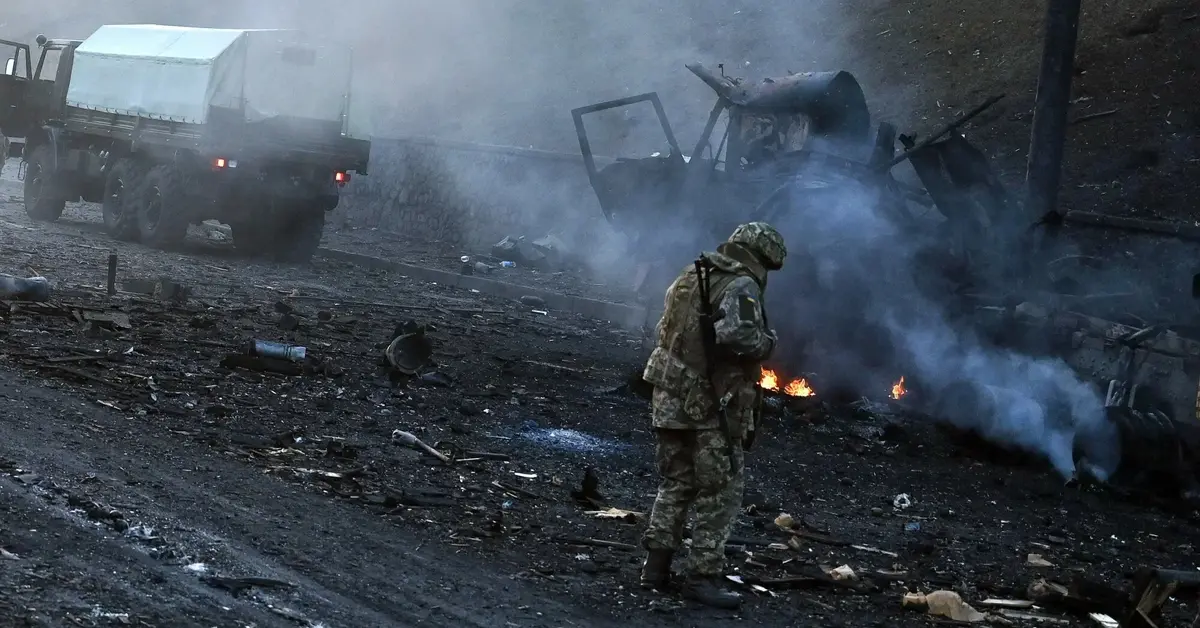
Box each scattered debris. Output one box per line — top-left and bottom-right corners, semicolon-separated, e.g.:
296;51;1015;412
519;295;547;308
152;278;192;302
221;354;303;376
249;339;307;362
586;507;644;522
492;236;547;268
902;590;987;623
999;609;1070;623
1123;567;1200;627
980;599;1037;610
1027;553;1055;568
391;430;451;463
554;536;638;551
851;544;899;558
530;234;571;267
570;468;606;508
384;323;434;375
419;371;453;387
201;575;296;596
892;493;912;509
826;565;857;582
0;273;50;301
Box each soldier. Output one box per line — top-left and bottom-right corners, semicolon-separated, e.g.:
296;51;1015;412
639;221;786;609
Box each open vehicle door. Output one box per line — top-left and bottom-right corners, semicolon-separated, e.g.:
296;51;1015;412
570;92;686;223
0;38;33;137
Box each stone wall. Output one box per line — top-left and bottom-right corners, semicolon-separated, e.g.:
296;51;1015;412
334;137;614;251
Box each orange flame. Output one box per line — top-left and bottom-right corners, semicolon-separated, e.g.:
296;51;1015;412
784;378;814;397
890;376;907;400
759;368;780;391
760;368;815;397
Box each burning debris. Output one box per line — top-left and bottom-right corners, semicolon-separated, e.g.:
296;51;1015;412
759;367;813;397
890;377;907;400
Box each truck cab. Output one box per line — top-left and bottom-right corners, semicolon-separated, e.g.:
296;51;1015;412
0;35;81;153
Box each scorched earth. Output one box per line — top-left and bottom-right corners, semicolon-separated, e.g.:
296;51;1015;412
0;162;1196;627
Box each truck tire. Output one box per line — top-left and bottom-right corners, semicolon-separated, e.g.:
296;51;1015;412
23;145;67;222
135;165;190;249
272;208;325;264
102;159;141;241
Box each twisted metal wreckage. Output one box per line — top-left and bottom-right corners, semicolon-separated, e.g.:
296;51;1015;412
572;63;1200;503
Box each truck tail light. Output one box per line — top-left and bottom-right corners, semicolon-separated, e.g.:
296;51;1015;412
334;170;350;186
212;157;237;170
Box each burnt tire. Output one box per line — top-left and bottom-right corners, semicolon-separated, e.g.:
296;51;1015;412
135;165;190;250
272;208;325;264
102;159;141;241
23;145;66;222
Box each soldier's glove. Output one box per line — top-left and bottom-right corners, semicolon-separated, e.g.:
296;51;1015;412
743;428;756;451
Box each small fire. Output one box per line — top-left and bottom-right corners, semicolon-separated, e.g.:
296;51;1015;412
784;378;814;397
760;368;814;397
759;368;780;391
890;376;907;400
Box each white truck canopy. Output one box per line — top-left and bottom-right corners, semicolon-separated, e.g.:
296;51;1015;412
66;24;370;139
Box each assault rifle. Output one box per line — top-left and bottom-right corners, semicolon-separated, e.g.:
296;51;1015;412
694;255;738;468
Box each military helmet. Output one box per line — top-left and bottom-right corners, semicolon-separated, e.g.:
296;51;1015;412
728;221;787;270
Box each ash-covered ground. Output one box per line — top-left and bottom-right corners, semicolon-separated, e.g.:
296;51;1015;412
1;164;1199;627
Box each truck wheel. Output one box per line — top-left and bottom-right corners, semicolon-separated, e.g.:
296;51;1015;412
273;208;326;264
102;159;141;241
135;165;190;249
23;145;67;222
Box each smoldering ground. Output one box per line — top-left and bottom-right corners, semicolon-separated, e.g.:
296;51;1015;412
761;167;1123;480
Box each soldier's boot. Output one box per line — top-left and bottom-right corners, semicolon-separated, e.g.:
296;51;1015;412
639;549;674;590
681;576;742;610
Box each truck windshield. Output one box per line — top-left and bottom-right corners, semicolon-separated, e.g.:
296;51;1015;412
35;48;61;81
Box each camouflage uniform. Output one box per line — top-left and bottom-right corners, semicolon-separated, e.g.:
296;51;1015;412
640;222;786;591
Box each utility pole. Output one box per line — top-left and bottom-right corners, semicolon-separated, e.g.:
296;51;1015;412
1025;0;1082;223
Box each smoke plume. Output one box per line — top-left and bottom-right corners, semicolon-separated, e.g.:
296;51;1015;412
767;169;1122;480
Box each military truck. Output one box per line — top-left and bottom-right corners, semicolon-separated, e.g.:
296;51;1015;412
0;24;371;262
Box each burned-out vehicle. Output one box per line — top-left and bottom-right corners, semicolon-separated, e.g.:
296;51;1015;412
571;63;1019;295
577;64;1200;504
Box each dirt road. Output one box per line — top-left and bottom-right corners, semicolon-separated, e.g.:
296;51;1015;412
0;367;633;628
